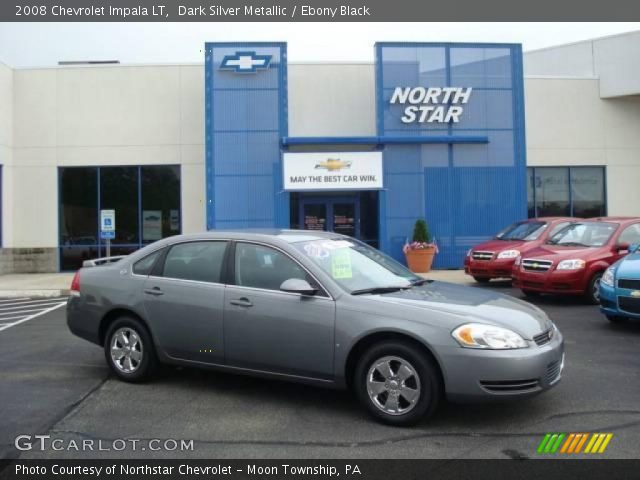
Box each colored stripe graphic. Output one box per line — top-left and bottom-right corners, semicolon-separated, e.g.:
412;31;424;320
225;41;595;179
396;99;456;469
538;433;613;454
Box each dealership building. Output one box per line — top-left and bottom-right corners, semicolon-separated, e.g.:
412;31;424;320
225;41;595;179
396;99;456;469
0;31;639;272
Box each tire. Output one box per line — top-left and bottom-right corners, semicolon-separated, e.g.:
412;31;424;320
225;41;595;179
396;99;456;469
473;277;491;284
585;273;603;305
522;290;540;298
104;316;157;382
354;341;441;426
606;315;627;324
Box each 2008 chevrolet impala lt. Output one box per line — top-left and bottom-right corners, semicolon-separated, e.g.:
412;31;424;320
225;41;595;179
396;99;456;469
67;230;564;425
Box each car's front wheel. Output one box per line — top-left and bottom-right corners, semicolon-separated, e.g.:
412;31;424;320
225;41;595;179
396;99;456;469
354;341;441;426
104;316;157;382
585;272;603;305
606;315;627;324
473;276;491;284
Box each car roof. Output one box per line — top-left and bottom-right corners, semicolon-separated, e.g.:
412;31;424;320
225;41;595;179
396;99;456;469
585;216;640;224
164;229;347;244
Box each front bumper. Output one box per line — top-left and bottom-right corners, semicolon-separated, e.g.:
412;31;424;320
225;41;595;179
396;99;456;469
512;266;586;295
599;282;640;319
465;257;516;279
441;330;565;402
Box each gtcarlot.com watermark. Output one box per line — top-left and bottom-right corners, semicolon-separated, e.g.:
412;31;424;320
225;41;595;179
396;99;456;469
15;435;194;452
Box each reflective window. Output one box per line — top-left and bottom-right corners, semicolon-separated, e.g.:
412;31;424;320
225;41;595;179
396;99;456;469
58;166;181;270
163;242;228;283
547;222;617;247
528;167;606;218
495;221;547;241
618;224;640;246
133;249;164;276
235;243;308;292
549;222;572;238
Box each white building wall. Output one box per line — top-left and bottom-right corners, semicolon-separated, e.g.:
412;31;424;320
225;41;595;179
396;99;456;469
0;62;13;249
524;77;640;216
10;64;206;252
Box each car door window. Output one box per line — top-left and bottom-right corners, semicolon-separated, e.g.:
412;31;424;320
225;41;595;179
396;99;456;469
132;248;164;276
618;224;640;245
162;241;228;283
234;243;324;294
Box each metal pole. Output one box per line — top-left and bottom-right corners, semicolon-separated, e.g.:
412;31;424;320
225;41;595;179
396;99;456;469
106;238;111;258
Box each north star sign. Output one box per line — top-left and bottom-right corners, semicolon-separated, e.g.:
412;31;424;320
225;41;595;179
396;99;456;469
390;86;473;123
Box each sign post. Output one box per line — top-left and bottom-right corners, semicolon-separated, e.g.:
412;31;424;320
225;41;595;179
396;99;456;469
100;210;116;258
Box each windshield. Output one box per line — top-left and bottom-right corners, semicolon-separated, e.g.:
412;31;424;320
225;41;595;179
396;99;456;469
293;238;422;293
546;222;618;247
495;221;547;241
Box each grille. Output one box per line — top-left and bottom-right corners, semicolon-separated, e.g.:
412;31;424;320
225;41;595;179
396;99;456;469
546;359;562;385
533;328;553;346
522;259;553;272
480;379;539;393
618;296;640;315
618;279;640;290
472;251;494;261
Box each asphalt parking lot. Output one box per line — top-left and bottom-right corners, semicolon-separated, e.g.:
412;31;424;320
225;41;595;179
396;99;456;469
1;283;639;460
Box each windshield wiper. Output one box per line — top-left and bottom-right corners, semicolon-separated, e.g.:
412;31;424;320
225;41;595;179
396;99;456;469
556;242;590;247
410;278;432;286
351;286;410;295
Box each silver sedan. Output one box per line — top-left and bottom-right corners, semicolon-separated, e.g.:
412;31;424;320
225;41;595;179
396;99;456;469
67;230;564;426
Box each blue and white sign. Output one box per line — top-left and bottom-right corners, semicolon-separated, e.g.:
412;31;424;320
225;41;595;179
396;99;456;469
219;51;271;73
100;209;116;240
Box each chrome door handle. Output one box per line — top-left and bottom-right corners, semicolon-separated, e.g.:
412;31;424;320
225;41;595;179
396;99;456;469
144;287;164;296
230;297;253;307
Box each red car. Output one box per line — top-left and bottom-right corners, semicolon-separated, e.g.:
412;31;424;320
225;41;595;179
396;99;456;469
464;217;576;283
512;217;640;304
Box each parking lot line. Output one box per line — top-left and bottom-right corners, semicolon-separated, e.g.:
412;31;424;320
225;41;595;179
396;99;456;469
0;302;66;333
0;306;64;317
0;297;30;304
0;300;67;312
0;298;65;308
0;314;30;322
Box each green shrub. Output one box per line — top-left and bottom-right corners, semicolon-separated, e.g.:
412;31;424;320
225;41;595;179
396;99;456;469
412;219;432;243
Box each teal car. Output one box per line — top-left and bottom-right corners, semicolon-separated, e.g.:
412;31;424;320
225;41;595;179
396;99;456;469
600;244;640;322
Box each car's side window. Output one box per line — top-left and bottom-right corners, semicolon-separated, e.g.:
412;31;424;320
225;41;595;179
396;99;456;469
618;224;640;245
161;241;228;284
234;243;325;295
132;248;164;276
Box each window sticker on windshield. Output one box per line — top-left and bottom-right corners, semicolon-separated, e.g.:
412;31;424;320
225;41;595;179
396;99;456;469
322;240;353;250
304;243;330;259
331;249;352;279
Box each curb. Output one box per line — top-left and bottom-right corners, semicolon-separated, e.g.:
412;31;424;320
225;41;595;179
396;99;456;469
0;289;69;298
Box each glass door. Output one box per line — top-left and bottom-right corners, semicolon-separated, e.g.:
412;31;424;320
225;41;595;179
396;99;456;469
300;197;360;239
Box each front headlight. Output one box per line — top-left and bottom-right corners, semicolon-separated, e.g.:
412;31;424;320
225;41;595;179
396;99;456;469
556;259;586;270
497;249;520;259
601;266;615;287
452;323;529;349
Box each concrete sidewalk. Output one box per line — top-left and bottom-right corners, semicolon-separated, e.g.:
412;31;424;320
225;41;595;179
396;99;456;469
0;273;74;297
0;269;471;298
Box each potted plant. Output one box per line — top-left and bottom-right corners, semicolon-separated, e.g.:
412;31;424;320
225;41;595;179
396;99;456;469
403;219;438;273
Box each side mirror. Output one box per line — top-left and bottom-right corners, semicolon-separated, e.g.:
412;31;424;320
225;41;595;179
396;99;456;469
280;278;317;296
630;243;640;254
615;242;631;253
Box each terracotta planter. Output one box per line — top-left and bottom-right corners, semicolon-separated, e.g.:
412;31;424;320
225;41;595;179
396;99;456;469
405;247;436;273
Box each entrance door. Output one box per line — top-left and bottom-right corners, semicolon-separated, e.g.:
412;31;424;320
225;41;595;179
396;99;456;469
299;197;360;239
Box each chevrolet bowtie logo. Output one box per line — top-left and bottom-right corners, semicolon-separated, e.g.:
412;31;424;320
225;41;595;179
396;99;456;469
220;51;272;73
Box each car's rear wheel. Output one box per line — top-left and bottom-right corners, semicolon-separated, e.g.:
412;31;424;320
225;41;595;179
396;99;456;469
585;273;603;305
105;316;157;382
354;341;441;426
473;276;491;284
606;315;627;324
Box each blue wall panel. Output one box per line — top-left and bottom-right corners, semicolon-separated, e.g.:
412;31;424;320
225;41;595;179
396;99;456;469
376;43;527;268
205;43;288;231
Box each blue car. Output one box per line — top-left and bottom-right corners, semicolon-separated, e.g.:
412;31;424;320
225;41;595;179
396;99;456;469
600;243;640;323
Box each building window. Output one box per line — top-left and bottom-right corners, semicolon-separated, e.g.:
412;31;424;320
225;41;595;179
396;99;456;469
59;165;181;271
527;167;606;219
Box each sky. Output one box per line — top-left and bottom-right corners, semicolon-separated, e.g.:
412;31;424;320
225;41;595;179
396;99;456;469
0;22;639;67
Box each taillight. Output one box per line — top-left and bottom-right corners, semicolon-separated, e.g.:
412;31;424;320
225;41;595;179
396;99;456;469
70;270;81;296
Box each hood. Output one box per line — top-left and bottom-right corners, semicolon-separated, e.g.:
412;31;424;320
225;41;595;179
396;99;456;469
472;239;524;252
362;281;552;339
521;244;604;262
615;253;640;279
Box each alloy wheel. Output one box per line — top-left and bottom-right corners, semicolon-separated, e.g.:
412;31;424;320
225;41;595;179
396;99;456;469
366;356;422;416
110;327;144;373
